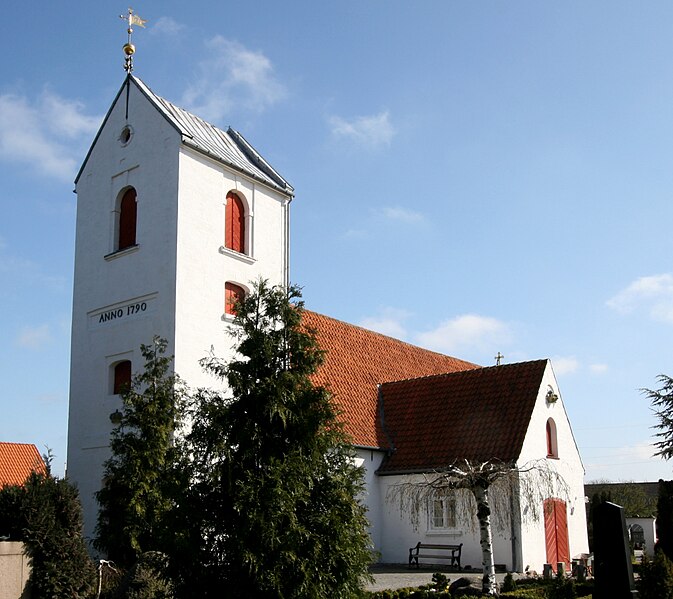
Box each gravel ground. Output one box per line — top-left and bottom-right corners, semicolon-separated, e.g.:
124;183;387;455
366;564;521;593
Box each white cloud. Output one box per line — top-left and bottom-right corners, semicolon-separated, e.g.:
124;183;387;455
415;314;510;355
379;206;424;223
607;273;673;323
359;308;411;340
589;363;609;374
41;93;100;138
151;16;186;36
328;110;395;148
0;90;100;181
182;36;287;123
16;324;52;350
551;356;580;375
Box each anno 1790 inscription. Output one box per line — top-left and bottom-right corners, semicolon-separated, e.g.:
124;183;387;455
98;301;147;323
89;294;156;329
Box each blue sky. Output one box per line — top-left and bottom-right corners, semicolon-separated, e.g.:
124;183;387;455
2;2;673;483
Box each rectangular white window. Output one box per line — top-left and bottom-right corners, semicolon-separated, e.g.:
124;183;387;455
429;494;456;530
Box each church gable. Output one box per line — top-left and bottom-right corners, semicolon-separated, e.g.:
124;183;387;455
76;75;293;196
377;360;549;474
303;311;478;448
132;77;293;195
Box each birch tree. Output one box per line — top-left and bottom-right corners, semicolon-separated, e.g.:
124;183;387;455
390;459;569;596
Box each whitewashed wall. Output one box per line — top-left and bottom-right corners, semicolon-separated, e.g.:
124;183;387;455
372;361;589;572
376;473;516;569
173;146;289;388
516;361;589;573
627;517;657;557
68;81;291;543
354;447;386;557
68;82;183;543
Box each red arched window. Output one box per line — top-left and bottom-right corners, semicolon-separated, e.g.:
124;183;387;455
546;418;558;458
225;192;245;253
113;360;132;395
118;188;137;250
225;282;245;316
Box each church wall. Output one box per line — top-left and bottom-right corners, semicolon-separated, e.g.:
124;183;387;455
517;362;589;573
172;147;290;387
626;517;656;557
376;473;517;570
68;82;183;543
354;448;386;556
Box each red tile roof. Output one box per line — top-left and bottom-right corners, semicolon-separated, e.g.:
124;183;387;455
0;443;47;487
377;360;549;473
303;311;479;448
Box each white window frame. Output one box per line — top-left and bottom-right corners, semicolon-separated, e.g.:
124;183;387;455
427;493;460;534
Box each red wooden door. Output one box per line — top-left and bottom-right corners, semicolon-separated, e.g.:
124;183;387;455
544;498;570;571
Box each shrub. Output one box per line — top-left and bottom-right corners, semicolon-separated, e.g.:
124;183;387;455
546;575;576;599
500;590;546;599
0;470;95;598
113;552;174;599
431;572;450;592
638;550;673;599
502;572;517;593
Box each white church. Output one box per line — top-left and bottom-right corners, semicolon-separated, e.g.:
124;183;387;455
67;73;589;573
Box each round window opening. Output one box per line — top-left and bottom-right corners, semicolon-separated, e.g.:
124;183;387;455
119;126;133;146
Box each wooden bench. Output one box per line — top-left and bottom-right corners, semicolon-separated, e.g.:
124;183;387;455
408;542;462;569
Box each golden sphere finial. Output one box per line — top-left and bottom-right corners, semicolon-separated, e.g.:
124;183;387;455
123;42;136;57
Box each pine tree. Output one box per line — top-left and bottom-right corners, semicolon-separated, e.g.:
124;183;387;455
644;374;673;460
95;337;188;569
184;280;373;598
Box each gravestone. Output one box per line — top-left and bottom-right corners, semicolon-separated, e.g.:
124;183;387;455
593;501;638;598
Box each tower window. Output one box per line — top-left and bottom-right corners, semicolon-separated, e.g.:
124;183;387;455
225;191;245;254
546;418;558;458
113;360;132;395
118;188;137;251
225;282;246;316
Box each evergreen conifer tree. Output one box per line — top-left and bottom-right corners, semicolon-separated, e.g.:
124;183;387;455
95;337;188;569
644;374;673;461
184;280;372;598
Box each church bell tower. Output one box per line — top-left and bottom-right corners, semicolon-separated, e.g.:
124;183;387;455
66;67;294;540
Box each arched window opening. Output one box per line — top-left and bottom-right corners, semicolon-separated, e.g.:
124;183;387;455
225;191;245;254
546;418;558;458
630;524;645;549
113;360;132;395
225;282;246;316
118;188;137;250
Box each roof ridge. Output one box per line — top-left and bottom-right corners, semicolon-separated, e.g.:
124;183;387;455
379;358;549;387
303;309;479;368
132;76;294;194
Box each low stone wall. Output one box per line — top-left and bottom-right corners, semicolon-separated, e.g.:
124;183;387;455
0;542;30;599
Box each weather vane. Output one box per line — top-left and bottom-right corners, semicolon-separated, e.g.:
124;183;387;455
120;7;147;73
